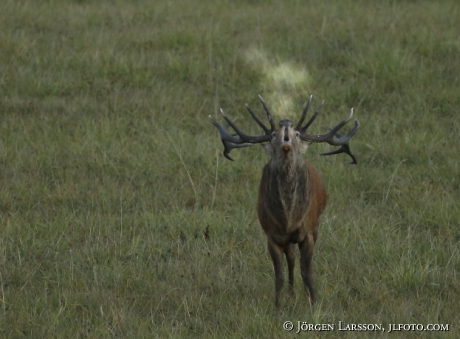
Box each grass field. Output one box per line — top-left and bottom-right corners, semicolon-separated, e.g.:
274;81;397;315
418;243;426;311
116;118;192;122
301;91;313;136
1;0;459;338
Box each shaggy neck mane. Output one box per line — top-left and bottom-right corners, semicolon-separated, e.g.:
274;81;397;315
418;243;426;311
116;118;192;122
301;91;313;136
271;150;305;179
269;151;309;219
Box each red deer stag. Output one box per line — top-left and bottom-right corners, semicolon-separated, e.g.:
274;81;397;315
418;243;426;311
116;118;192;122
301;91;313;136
208;96;359;309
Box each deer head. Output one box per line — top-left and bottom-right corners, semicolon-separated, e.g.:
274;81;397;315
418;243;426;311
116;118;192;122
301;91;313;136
208;95;360;164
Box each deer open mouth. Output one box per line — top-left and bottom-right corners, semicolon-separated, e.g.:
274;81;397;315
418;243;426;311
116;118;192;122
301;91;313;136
281;140;292;152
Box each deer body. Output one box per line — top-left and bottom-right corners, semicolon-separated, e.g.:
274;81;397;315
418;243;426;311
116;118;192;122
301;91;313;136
258;161;326;247
257;119;328;307
209;96;359;309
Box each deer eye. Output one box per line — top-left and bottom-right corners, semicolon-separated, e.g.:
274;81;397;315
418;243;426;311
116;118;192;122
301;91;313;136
295;132;301;138
271;131;277;138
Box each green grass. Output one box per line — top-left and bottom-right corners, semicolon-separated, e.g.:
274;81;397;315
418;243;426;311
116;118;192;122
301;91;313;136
1;0;459;337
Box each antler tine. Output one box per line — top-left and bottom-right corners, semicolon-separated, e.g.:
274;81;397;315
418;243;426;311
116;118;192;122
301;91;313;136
258;95;276;131
208;100;274;161
299;100;324;133
208;115;240;144
300;108;360;164
320;119;360;164
301;108;354;143
296;95;313;130
246;104;271;134
321;144;358;164
208;115;254;161
220;109;271;143
221;142;254;161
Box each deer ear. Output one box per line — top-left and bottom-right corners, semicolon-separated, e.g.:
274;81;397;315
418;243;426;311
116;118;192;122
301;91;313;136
261;143;272;155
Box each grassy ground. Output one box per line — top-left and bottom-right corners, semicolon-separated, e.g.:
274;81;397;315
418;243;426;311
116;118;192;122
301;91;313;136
0;0;459;337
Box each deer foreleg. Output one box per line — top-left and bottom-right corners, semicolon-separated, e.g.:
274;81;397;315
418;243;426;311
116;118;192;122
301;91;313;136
299;232;316;304
267;238;285;309
284;244;295;295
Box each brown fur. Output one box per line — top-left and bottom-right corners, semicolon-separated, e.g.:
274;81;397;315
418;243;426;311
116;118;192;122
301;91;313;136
257;124;327;309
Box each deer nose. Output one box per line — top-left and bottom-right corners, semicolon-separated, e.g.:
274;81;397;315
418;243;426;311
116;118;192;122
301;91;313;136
283;127;290;142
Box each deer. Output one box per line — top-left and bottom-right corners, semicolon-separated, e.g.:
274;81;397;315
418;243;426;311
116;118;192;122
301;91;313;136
208;95;359;309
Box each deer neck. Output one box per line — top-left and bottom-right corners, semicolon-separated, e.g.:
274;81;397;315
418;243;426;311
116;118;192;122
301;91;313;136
268;153;310;227
270;150;306;180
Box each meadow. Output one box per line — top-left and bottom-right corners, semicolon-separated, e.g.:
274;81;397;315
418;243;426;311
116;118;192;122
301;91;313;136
0;0;459;337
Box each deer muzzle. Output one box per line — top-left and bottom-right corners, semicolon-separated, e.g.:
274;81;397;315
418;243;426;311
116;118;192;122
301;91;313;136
280;125;293;152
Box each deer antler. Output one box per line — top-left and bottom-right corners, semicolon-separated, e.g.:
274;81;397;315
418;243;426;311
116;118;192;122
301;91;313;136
210;96;360;163
299;106;360;164
208;96;274;161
